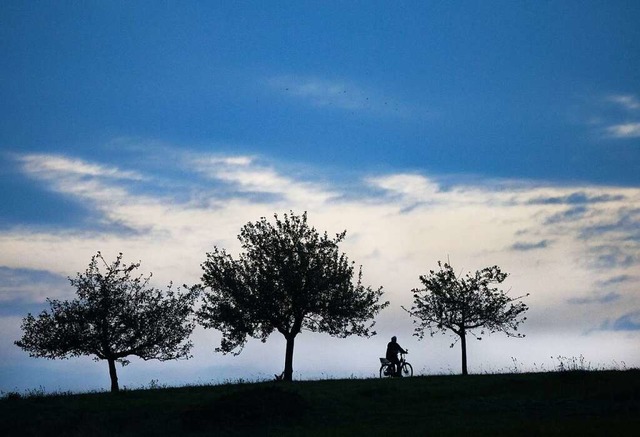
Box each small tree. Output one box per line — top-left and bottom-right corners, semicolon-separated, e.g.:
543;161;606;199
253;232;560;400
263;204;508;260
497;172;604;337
15;252;198;392
198;211;388;381
405;261;529;375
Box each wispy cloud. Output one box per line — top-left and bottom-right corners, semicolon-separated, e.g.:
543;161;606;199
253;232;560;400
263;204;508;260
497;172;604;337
18;154;146;181
605;122;640;139
528;192;625;205
367;173;442;204
579;207;640;240
586;244;637;269
269;76;365;110
0;266;69;303
581;93;640;140
189;154;254;168
601;311;640;331
267;75;417;118
188;153;338;206
597;93;640;139
545;206;589;224
596;275;634;287
15;154;142;230
607;94;640;111
568;291;621;305
511;240;551;251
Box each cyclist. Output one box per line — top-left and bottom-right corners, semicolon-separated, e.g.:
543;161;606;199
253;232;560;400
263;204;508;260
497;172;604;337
386;336;407;376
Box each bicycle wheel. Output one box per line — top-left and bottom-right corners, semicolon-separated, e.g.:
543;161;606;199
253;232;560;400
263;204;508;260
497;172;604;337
379;364;392;378
401;362;413;377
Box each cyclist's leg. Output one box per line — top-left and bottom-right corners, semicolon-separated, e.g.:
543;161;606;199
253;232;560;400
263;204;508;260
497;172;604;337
391;357;401;376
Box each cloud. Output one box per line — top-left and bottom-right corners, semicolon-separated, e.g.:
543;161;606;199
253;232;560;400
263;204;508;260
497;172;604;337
5;148;640;289
0;266;70;303
267;75;417;118
597;275;634;287
607;94;640;111
269;76;365;110
367;173;442;205
586;245;637;269
567;292;621;305
1;150;345;287
601;311;640;331
583;93;640;140
603;93;640;138
510;240;550;251
606;122;640;139
528;192;625;205
188;153;338;206
545;206;589;224
579;208;640;240
16;154;140;208
17;154;146;181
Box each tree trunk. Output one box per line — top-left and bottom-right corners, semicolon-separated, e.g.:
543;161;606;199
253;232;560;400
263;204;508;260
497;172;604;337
283;335;295;382
108;357;119;392
460;329;468;376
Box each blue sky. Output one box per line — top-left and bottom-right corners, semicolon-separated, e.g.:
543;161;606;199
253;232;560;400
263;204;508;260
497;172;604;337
1;1;639;393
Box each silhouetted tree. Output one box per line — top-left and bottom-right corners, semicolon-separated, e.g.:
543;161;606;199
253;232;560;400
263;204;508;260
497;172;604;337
15;252;198;392
198;211;388;381
405;261;529;375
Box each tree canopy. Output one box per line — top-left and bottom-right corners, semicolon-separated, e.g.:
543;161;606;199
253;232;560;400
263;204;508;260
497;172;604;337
406;261;529;375
15;252;198;392
198;211;388;381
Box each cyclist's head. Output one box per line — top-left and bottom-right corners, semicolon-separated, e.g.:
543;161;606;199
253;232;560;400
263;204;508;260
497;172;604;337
391;336;397;342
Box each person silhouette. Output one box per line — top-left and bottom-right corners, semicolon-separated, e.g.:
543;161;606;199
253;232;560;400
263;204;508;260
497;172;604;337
386;336;407;376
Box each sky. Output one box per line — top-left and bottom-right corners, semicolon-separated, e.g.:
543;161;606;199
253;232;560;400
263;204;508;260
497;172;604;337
1;1;639;393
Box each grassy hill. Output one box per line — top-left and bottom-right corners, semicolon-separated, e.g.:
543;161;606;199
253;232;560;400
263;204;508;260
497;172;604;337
1;370;639;436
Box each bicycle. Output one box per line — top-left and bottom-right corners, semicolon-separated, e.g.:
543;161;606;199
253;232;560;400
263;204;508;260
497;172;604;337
379;352;413;378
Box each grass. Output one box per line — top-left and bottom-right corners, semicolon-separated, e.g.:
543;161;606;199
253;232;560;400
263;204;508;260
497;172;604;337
1;370;639;436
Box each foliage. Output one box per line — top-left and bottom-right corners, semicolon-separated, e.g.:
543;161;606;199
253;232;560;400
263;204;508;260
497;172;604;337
553;355;592;372
198;211;388;381
15;252;198;391
406;261;529;375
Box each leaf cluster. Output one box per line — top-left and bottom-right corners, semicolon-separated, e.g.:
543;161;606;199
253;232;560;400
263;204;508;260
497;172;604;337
406;261;529;344
15;252;198;365
197;211;388;354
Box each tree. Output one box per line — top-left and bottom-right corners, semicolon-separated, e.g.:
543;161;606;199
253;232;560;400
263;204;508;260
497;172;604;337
15;252;198;392
197;211;388;381
405;261;529;375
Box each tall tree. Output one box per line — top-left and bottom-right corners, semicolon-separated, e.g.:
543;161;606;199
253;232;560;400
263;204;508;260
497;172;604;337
15;252;198;392
405;261;529;375
198;211;388;381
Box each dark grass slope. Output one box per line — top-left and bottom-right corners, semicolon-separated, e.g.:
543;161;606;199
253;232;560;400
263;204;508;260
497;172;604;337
1;370;639;436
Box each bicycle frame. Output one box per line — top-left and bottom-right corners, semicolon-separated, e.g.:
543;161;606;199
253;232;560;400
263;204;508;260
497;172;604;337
379;352;413;378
